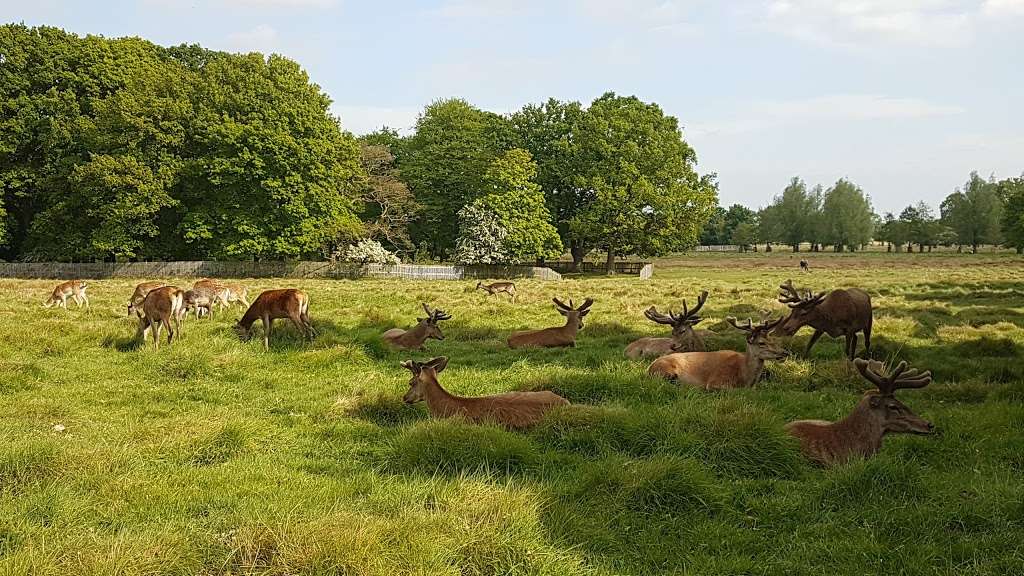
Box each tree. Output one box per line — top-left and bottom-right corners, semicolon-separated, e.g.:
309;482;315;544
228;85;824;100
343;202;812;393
472;149;562;262
730;221;759;252
452;203;508;264
940;172;1003;253
899;202;939;252
358;143;419;253
700;206;727;245
401;99;508;257
723;204;757;243
876;212;909;252
821;179;873;252
996;175;1024;254
568;93;717;273
759;177;820;251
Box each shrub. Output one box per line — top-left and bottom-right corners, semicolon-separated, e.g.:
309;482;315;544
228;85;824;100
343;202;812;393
340;238;400;265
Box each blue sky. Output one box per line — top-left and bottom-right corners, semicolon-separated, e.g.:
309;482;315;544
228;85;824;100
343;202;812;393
3;0;1023;213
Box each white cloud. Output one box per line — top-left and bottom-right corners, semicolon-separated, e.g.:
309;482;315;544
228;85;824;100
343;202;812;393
690;94;964;136
221;0;337;7
330;105;422;135
982;0;1024;16
577;0;695;31
226;24;279;53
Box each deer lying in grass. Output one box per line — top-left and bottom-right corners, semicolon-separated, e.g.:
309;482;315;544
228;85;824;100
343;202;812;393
507;298;594;349
476;281;517;303
625;290;708;359
648;316;788;390
383;304;453;350
234;289;315;350
136;285;185;350
43;280;89;309
773;279;873;360
786;359;934;466
127;281;165;317
401;357;569;429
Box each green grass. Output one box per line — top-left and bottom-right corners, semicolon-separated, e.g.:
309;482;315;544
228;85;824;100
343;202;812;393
1;251;1023;574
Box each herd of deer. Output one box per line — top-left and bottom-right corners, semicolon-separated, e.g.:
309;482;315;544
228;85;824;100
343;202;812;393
42;277;930;467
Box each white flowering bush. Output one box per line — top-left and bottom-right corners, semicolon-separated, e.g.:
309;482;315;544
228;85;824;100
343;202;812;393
342;238;400;265
453;203;510;264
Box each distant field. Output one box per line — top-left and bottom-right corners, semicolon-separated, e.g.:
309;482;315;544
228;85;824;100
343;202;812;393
1;252;1023;575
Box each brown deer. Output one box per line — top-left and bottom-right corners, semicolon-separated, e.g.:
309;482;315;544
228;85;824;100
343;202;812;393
182;288;218;320
383;304;453;350
221;283;250;308
507;297;594;349
476;281;517;303
234;289;315;350
136;285;185;350
625;290;708;359
43;280;89;310
400;357;569;429
193;279;231;311
773;279;873;360
648;316;788;390
127;281;165;317
786;359;934;466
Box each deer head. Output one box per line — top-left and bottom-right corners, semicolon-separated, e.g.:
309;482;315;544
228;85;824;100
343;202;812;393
400;356;449;403
645;290;707;345
417;303;452;341
773;279;828;336
727;316;789;360
553;297;594;329
854;358;934;435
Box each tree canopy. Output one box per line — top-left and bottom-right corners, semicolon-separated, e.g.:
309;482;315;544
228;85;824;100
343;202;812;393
940;172;1003;253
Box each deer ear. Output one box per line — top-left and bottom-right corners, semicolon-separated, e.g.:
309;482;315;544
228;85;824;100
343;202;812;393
428;356;449;372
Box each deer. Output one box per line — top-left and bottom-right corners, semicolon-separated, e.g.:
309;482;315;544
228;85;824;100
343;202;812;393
182;288;218;320
507;297;594;349
43;280;89;310
648;316;788;390
193;279;231;312
799;259;809;273
220;283;250;308
786;358;934;466
773;279;873;360
382;304;453;350
476;281;517;303
625;290;709;359
234;289;315;350
400;357;569;429
127;281;165;317
135;285;185;350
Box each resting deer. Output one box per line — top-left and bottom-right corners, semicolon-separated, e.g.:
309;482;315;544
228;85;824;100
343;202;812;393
127;281;165;317
625;290;708;359
401;357;569;429
507;298;594;348
774;279;873;360
136;285;185;350
476;281;517;303
234;289;315;350
383;304;453;350
648;316;788;390
43;280;89;309
786;359;934;466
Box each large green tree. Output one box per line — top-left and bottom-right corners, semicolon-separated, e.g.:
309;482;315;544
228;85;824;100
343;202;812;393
758;177;820;251
820;179;873;252
568;93;717;272
996;175;1024;254
940;172;1003;253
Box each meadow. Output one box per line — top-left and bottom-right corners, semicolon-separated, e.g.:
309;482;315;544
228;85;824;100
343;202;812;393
1;252;1023;575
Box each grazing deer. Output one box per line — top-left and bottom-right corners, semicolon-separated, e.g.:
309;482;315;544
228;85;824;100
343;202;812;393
221;283;250;308
234;289;315;350
127;281;165;317
43;280;89;310
799;259;809;272
401;357;569;429
507;298;594;349
648;316;788;390
383;304;453;350
182;288;218;320
476;281;517;303
625;290;709;359
136;285;185;350
786;359;934;466
193;279;231;311
774;279;873;360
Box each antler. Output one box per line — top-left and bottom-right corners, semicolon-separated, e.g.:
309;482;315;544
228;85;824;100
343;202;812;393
422;303;452;322
681;290;708;321
577;298;594;311
854;359;932;395
727;317;754;332
644;306;676;325
553;297;572;311
778;280;803;305
554;297;594;311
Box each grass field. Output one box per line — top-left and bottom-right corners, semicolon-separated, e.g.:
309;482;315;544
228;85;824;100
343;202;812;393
1;252;1023;575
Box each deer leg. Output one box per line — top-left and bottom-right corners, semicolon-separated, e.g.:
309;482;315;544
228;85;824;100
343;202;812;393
300;311;316;339
153;320;162;350
288;313;307;341
262;315;271;350
862;322;872;356
82;293;90;309
804;329;824;356
166;316;175;346
60;295;69;309
847;334;859;360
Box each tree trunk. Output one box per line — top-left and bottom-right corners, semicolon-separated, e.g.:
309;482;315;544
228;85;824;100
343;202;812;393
792;243;800;252
569;243;587;272
605;249;616;275
972;243;978;254
765;243;772;253
1017;246;1023;255
887;243;892;253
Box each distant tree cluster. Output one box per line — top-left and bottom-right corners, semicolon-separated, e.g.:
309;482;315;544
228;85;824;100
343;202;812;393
701;171;1024;254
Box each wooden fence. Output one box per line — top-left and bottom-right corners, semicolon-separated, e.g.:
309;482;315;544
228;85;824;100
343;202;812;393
0;261;562;281
537;261;652;276
695;245;741;252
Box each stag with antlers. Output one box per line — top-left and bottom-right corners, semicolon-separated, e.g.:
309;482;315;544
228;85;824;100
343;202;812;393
507;297;594;348
774;279;873;360
625;290;710;359
786;359;934;466
382;303;453;350
648;315;788;390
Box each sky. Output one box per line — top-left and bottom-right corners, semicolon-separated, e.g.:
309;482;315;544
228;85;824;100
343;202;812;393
2;0;1023;214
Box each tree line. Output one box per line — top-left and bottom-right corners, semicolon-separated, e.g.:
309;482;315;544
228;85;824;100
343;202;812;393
0;25;718;271
701;172;1024;254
